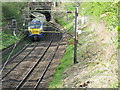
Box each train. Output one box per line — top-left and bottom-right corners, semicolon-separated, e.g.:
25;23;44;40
28;12;46;41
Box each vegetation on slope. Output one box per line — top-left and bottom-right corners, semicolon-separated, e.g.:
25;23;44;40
80;2;118;30
1;33;19;50
49;2;118;88
2;2;27;24
49;3;75;88
1;2;27;50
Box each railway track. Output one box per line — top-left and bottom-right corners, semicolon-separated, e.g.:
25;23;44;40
2;32;66;89
1;42;32;70
2;42;37;79
2;38;53;87
16;34;64;89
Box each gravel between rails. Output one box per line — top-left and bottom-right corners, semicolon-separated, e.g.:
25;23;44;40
22;41;57;88
2;42;36;76
38;35;68;88
2;41;51;88
2;34;67;89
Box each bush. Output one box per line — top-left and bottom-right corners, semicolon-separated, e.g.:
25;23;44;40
2;2;27;21
80;2;118;30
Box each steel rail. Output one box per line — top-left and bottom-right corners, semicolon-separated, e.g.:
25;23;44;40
34;33;65;89
1;34;28;70
2;42;38;79
7;42;31;64
45;22;61;31
15;39;53;90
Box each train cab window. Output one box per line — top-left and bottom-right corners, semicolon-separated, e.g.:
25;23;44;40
29;23;42;29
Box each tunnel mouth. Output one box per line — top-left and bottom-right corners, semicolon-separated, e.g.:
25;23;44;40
30;9;51;22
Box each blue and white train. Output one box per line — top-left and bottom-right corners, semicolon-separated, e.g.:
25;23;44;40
28;12;46;41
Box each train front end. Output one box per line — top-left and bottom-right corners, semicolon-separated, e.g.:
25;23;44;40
28;20;43;41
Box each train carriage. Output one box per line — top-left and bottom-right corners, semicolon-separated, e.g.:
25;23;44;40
28;12;46;41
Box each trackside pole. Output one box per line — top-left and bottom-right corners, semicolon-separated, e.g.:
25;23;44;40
66;6;78;64
74;6;78;64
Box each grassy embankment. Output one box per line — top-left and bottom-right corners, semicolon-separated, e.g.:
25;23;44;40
1;2;29;63
49;3;75;88
2;40;30;63
1;2;27;50
49;2;119;88
78;2;118;88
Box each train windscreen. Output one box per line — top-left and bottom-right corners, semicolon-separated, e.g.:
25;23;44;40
29;21;42;29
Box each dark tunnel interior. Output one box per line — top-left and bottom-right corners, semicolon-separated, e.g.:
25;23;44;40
30;9;51;22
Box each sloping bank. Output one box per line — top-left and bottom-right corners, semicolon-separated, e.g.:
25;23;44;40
49;2;118;88
1;2;27;50
61;19;118;88
48;8;75;88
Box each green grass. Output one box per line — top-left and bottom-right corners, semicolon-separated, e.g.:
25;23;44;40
1;21;7;26
110;81;118;88
49;2;118;88
80;2;118;31
49;45;73;88
1;2;27;50
55;14;74;31
49;5;75;87
1;33;19;50
2;37;30;63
